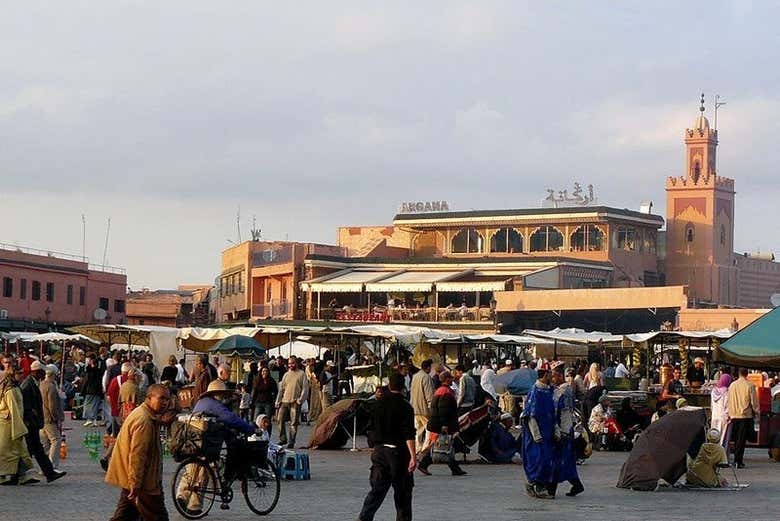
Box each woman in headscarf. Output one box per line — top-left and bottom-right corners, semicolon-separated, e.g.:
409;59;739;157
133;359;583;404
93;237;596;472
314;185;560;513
0;366;36;485
710;373;733;447
480;364;497;401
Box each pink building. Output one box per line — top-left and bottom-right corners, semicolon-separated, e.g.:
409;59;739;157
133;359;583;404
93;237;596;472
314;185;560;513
0;243;127;329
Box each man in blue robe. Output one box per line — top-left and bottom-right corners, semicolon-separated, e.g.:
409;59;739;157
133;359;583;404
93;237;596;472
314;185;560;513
520;363;557;499
551;362;585;497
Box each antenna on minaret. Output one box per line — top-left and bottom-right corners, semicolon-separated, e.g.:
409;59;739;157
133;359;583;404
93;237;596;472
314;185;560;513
714;94;726;131
250;215;261;241
236;205;242;244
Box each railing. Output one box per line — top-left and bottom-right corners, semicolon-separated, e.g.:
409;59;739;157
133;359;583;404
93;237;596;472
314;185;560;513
252;300;291;318
322;307;495;323
0;242;126;275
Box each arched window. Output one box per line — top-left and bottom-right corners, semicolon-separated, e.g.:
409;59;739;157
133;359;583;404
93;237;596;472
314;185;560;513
490;228;524;253
451;228;484;253
615;226;637;251
529;226;564;252
644;231;657;254
686;224;695;243
570;225;604;252
693;161;701;183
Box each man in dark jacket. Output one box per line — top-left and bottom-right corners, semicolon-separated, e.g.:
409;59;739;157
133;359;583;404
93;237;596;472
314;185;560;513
81;352;105;426
192;354;218;402
417;371;466;476
20;361;66;482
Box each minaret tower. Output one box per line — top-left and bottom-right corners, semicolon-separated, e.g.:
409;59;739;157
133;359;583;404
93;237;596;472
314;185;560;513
664;94;737;305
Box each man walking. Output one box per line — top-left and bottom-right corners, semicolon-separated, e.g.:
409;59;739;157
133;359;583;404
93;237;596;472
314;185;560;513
192;354;217;401
453;364;475;417
551;362;584;497
357;374;416;521
728;368;759;468
19;361;66;482
275;357;308;449
410;359;434;450
521;363;556;499
105;384;172;520
39;364;65;472
81;352;105;426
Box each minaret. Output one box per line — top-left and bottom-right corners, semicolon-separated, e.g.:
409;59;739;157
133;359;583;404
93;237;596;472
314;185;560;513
664;94;737;306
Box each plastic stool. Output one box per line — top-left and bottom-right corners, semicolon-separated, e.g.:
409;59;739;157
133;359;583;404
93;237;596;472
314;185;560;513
280;451;310;480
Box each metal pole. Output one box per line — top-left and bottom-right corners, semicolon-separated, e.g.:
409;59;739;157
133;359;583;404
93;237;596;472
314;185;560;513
350;414;358;452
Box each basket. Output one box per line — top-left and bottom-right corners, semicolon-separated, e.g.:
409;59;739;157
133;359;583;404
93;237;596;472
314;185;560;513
245;440;269;466
169;413;225;462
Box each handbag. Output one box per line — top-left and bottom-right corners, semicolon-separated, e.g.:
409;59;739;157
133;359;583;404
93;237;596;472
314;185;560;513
431;428;453;464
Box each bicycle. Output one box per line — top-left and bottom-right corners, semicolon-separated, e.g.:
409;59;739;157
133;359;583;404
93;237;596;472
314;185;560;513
171;436;280;518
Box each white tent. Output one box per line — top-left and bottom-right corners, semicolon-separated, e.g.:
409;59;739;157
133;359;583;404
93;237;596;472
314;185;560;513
266;341;321;359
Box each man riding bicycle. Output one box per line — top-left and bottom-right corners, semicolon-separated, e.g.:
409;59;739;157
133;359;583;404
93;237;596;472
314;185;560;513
193;380;258;480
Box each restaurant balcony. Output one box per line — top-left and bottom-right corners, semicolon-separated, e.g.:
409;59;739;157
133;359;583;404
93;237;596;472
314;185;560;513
314;306;495;324
252;299;292;319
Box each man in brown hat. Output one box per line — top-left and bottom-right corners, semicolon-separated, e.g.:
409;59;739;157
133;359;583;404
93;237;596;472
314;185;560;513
105;384;172;520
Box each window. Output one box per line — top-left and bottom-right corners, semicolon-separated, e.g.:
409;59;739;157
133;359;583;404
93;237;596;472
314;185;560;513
2;277;11;298
99;297;109;310
615;226;637;251
32;281;41;301
231;275;236;295
281;282;287;301
720;224;726;246
114;299;125;313
20;279;27;300
685;224;695;243
67;285;73;305
238;272;243;293
266;283;272;302
451;228;484;253
529;226;564;252
46;282;54;302
570;225;604;252
490;228;524;253
79;286;86;306
644;231;657;254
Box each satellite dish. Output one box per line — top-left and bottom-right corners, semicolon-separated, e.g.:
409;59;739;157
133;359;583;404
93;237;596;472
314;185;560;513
93;308;108;321
771;293;780;308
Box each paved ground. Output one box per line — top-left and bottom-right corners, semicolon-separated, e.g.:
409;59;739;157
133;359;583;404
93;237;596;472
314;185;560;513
4;418;779;521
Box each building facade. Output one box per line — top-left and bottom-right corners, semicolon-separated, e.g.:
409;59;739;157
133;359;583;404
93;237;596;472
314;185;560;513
126;285;213;327
0;243;127;329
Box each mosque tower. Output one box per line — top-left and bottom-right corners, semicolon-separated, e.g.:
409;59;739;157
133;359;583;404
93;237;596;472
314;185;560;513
664;94;737;306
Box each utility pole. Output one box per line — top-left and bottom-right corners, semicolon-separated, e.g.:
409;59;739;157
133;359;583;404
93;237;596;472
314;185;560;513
714;94;726;132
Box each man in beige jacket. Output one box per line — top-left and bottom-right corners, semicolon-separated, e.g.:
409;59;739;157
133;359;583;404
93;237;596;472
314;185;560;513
105;383;171;520
275;357;308;449
39;364;64;471
727;368;759;468
410;359;434;450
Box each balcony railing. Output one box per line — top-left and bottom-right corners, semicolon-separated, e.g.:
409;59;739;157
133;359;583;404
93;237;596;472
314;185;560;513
0;242;126;275
253;299;291;318
317;306;495;323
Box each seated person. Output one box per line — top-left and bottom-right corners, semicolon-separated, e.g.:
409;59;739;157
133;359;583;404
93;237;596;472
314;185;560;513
192;380;257;480
588;394;611;434
686;428;729;488
249;414;284;464
478;413;522;464
615;397;641;433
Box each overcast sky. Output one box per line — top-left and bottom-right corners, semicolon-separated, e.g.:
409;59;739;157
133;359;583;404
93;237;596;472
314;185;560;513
2;1;779;288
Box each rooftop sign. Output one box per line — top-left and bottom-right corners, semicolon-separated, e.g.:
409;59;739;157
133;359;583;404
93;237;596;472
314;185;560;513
543;183;597;207
398;201;451;213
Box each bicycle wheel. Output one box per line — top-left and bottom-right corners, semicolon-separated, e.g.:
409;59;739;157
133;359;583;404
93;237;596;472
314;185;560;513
171;458;218;519
242;460;280;516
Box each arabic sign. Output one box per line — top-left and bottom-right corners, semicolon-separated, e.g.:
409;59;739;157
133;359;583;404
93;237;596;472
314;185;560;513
399;201;451;213
544;183;597;207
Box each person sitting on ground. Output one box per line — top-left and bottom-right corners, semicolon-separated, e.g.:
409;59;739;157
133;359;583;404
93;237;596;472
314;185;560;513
686;428;729;488
588;394;611;435
615;397;641;433
479;413;522;464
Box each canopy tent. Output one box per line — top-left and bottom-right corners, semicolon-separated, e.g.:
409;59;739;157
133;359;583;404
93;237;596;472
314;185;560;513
109;343;150;352
266;341;321;359
1;331;38;344
23;332;100;344
69;324;181;365
209;334;266;358
715;307;780;369
523;327;624;345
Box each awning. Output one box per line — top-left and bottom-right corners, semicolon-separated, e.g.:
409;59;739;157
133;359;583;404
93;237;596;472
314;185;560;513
436;279;510;292
365;271;464;293
715;307;780;369
304;270;397;293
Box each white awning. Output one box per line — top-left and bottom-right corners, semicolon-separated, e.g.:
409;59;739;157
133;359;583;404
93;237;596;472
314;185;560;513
305;270;396;293
365;271;465;293
435;279;510;292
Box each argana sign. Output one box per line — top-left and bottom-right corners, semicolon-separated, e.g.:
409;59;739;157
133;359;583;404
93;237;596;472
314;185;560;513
399;201;451;213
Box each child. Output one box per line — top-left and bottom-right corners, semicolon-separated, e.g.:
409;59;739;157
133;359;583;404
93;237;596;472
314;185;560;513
249;414;283;465
238;383;252;421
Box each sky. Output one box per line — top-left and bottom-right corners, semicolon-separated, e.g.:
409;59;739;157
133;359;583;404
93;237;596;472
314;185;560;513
2;1;779;289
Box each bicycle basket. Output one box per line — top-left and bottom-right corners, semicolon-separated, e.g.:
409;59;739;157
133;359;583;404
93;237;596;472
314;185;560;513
169;413;225;462
245;439;269;466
